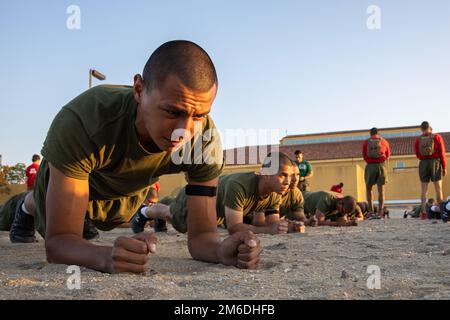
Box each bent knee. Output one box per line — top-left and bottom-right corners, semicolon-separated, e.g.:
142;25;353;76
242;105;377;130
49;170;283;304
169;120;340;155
24;192;36;214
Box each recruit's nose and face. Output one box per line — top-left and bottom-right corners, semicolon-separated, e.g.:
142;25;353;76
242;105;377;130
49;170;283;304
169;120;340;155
270;164;294;194
134;73;217;153
290;165;300;189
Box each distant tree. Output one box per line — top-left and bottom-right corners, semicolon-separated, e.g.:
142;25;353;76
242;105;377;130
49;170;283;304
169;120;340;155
5;163;27;185
0;165;11;195
0;163;27;190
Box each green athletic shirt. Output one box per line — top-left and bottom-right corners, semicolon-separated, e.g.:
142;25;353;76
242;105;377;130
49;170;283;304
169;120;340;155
217;172;281;222
279;187;304;218
297;160;312;177
303;191;339;220
38;85;224;231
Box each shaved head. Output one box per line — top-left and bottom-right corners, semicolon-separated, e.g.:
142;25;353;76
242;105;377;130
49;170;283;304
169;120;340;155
142;40;218;93
261;151;293;175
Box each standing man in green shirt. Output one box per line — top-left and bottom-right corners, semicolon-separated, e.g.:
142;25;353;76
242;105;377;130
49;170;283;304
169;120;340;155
141;152;299;235
0;40;261;273
294;150;314;192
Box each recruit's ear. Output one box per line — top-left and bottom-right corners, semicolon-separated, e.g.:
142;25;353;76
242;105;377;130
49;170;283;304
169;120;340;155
133;74;145;104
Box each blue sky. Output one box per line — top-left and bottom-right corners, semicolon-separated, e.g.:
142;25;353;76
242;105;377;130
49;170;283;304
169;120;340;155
1;0;449;165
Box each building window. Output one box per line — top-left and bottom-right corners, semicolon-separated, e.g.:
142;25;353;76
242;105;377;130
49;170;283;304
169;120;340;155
395;161;406;169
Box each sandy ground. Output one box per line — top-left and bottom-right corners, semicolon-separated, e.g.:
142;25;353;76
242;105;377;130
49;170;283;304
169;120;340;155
1;209;450;300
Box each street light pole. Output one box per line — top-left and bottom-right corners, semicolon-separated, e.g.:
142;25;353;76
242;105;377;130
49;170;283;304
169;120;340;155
89;69;106;88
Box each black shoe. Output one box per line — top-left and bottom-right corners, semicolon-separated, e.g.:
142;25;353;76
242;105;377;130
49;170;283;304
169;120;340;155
154;218;167;232
131;206;149;234
441;203;449;223
9;201;36;243
403;211;408;219
442;212;449;223
83;217;99;240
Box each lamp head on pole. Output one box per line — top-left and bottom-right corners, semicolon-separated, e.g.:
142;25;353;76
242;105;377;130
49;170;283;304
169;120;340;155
90;69;106;81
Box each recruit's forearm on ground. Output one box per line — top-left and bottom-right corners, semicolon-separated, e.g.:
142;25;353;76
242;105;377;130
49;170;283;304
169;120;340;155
186;178;222;264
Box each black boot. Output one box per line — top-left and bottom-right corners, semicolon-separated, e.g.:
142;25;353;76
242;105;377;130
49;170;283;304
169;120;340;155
9;201;36;243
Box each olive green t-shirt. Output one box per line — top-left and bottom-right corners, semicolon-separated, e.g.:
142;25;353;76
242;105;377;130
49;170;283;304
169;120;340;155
279;187;304;218
167;172;281;231
217;172;281;223
303;191;339;220
35;85;224;234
